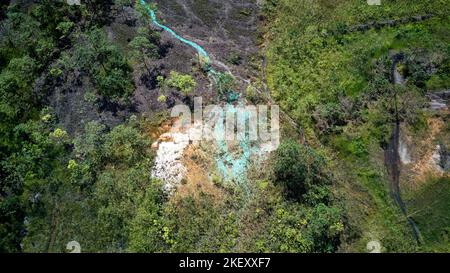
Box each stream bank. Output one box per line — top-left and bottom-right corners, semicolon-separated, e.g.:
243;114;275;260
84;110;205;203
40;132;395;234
141;0;272;193
384;53;422;243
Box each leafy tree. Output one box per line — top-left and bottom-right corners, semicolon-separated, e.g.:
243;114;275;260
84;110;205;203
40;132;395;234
0;1;137;252
59;28;134;101
20;117;163;252
0;3;77;251
86;119;161;251
83;0;114;27
128;179;166;252
0;56;38;126
31;0;79;45
0;11;55;67
273;140;328;201
2;109;71;252
258;202;342;253
166;71;197;96
159;194;239;252
129;27;160;71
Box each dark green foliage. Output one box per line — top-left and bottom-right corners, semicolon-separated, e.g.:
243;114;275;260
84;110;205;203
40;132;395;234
273;140;328;201
0;108;70;252
129;27;161;71
0;11;54;68
0;194;24;252
83;0;114;27
31;0;80;45
264;0;450;252
257;202;342;253
1;0;449;254
0;56;38;124
58;28;134;101
0;1;135;252
18;116;164;252
160;194;236;252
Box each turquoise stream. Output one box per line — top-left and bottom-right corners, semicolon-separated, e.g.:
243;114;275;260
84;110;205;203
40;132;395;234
140;0;210;62
141;0;257;188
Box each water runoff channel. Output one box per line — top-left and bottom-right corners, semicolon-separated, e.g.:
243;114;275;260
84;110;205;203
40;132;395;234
140;0;268;193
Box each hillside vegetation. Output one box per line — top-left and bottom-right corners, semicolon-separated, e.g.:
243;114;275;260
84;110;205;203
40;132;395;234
263;0;449;252
0;0;448;253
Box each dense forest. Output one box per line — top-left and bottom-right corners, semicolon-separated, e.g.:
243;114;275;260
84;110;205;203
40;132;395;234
0;0;449;253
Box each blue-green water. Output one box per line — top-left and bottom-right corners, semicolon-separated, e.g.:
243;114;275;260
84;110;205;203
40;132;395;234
141;1;256;187
214;104;259;191
140;0;210;62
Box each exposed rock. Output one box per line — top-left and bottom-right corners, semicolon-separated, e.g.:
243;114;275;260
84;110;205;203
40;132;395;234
431;145;442;171
151;131;190;194
151;141;159;150
399;133;412;164
427;90;450;111
433;145;450;172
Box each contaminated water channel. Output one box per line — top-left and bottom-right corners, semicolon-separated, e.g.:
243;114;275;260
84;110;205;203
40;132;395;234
141;0;258;190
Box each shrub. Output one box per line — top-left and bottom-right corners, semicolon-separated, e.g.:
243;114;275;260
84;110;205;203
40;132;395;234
273;140;328;201
166;71;197;96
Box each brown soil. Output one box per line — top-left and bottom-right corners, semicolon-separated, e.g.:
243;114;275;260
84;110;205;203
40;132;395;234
172;143;224;202
402;117;448;191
